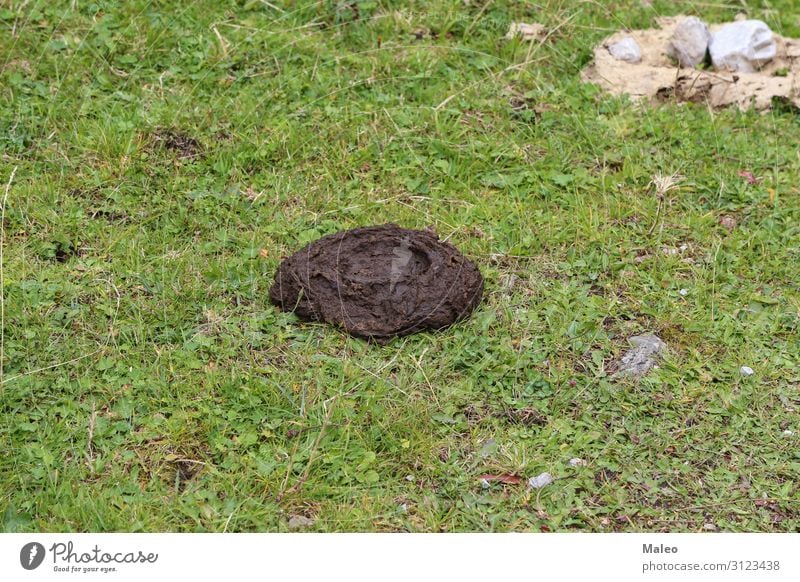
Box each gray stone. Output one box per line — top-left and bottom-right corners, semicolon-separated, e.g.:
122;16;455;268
709;20;776;73
669;16;711;67
614;334;666;378
528;472;554;489
608;37;642;63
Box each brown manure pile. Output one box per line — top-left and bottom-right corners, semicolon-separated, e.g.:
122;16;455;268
270;224;483;342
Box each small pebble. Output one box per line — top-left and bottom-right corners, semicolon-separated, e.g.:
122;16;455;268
783;430;794;436
608;36;642;64
568;458;586;467
528;472;554;489
740;366;755;377
663;244;689;255
480;478;491;489
679;288;689;296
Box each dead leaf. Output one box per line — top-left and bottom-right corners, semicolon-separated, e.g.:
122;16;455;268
478;473;522;485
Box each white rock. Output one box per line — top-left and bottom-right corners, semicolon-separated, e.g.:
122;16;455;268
608;37;642;63
740;366;754;376
568;458;586;467
709;20;776;73
783;430;794;436
679;288;689;296
528;472;554;489
614;334;667;377
669;16;711;67
505;22;546;41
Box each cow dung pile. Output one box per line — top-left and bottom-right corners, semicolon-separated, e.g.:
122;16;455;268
269;224;483;342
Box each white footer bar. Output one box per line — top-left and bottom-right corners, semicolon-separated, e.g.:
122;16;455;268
2;533;797;581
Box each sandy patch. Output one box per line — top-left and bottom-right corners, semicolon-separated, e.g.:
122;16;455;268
581;16;800;111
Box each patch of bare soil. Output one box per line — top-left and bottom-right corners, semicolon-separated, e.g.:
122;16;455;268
152;128;202;158
582;16;800;111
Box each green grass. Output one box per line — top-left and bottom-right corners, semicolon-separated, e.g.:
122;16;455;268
2;0;799;532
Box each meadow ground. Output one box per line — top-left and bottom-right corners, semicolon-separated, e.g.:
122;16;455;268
1;0;799;532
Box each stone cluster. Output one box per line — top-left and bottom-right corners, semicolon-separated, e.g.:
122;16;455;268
608;17;777;73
